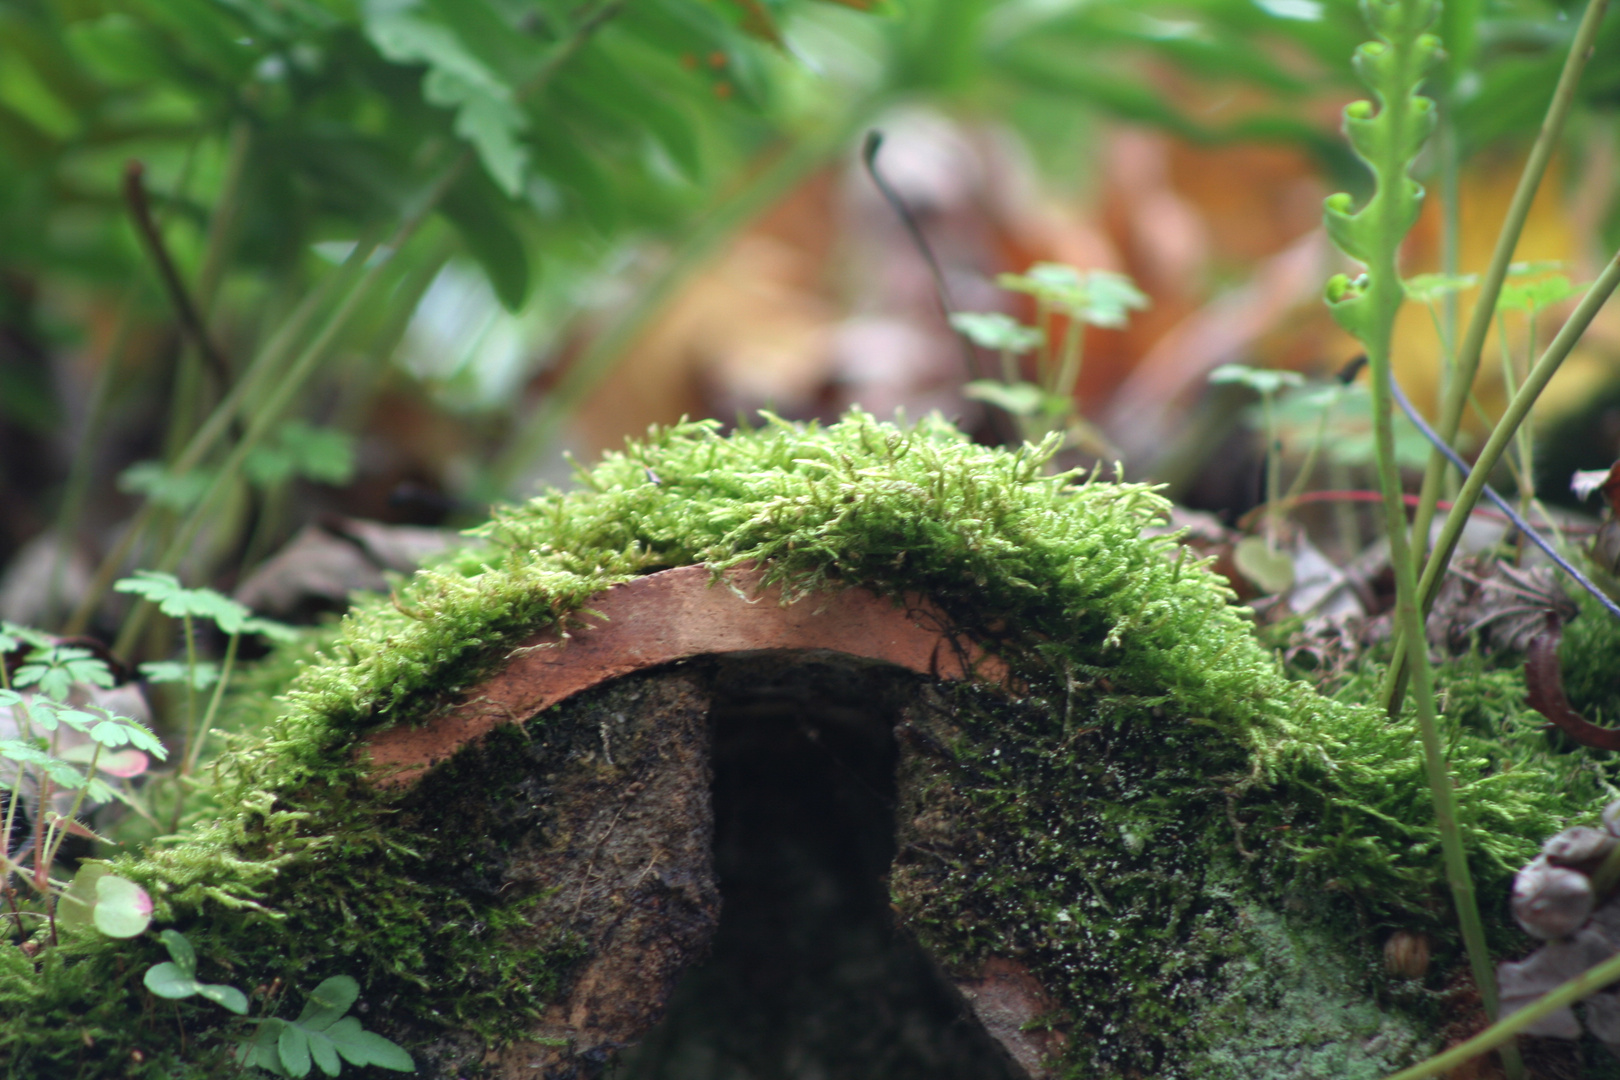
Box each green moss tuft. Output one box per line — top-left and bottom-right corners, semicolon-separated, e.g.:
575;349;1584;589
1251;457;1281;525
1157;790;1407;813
1;411;1613;1077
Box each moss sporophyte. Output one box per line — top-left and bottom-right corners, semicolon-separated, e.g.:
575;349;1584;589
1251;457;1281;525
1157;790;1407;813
0;412;1609;1078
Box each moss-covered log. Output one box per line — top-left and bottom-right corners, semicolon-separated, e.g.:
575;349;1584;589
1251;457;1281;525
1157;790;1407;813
3;412;1615;1078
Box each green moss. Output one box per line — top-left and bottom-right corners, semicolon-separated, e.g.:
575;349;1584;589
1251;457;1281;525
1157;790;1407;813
1562;584;1620;725
0;411;1612;1077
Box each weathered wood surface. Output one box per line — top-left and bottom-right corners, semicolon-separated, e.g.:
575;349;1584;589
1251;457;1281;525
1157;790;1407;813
364;564;1004;784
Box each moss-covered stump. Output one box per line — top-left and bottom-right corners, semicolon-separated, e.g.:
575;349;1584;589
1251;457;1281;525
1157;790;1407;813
1;413;1607;1079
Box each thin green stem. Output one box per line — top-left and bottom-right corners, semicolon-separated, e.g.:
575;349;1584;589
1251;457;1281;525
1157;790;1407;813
1282;386;1342;508
185;631;240;776
180;613;198;774
47;292;139;631
197;119;253;322
1407;0;1609;583
1324;4;1513;1063
0;757;25;892
1053;315;1085;401
1439;113;1460;400
1494;312;1529;516
30;775;51;894
40;743;102;879
1261;390;1281;549
1382;949;1620;1080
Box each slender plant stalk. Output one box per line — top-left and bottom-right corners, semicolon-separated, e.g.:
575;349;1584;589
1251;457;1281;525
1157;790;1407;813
184;631;241;777
1405;0;1609;563
178;614;199;780
1260;388;1282;549
38;742;102;882
1280;384;1345;509
1382;949;1620;1080
1053;315;1085;401
197;119;253;321
1321;5;1517;1072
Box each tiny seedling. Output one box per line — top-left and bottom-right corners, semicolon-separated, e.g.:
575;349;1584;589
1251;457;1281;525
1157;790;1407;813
143;929;249;1014
144;931;414;1075
237;975;415;1077
956;262;1147;457
116;571;295;779
1208;363;1304;593
950;311;1043;386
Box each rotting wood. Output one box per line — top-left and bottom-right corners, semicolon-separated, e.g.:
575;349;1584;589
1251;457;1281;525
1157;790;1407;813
362;564;1006;784
402;658;1044;1080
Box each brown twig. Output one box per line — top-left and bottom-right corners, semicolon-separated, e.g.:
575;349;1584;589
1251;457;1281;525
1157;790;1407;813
1525;615;1620;751
123;160;232;393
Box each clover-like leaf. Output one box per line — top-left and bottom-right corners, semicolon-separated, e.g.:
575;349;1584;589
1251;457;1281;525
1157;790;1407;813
144;961;202;999
14;646;114;701
0;738;50;769
963;380;1057;419
1072;270;1150;329
0;621;50;654
1233;536;1297;595
1404;272;1478;302
115;571;252;633
91;874;153;938
245;421;357;489
195;981;250;1015
323;1016;413;1071
140;660;221;690
242;616;300;643
1498;271;1583;313
949;312;1043;354
160;928;198;977
118;462;214;511
307;1028;343;1077
102;715;166;758
297;976;361;1032
143;931;250;1013
39;757;89;789
279;1021;314;1077
238;1019;288;1073
996;264;1148;328
1208;363;1305;397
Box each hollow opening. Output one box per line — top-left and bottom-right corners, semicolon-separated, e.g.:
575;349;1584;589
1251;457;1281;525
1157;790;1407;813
610;655;1025;1080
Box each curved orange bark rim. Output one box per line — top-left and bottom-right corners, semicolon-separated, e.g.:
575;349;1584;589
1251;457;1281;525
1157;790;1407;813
361;565;1006;786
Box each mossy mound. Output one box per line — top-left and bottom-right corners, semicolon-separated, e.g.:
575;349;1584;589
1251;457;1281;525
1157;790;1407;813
0;411;1607;1078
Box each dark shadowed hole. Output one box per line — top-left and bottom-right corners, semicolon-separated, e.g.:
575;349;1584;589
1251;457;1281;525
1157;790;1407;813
610;656;1024;1080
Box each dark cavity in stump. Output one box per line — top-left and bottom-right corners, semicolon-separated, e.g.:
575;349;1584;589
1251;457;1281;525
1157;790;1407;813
609;655;1022;1080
